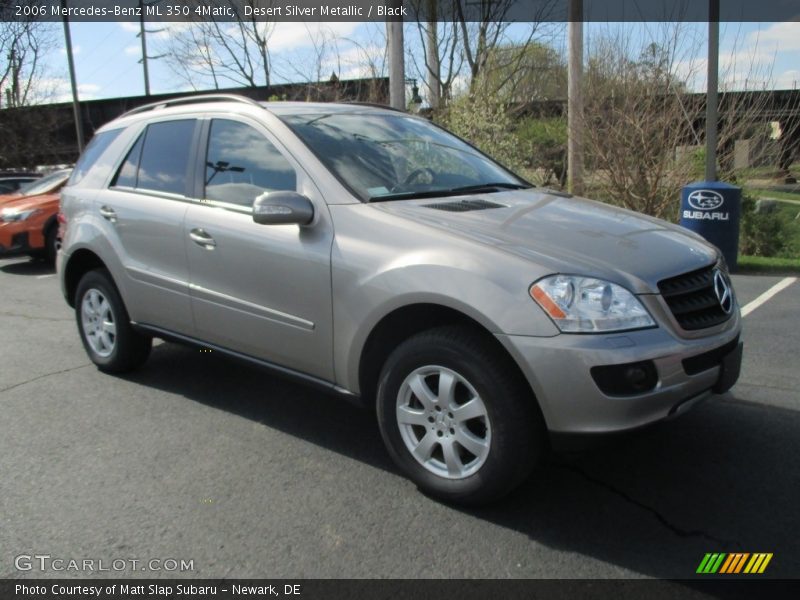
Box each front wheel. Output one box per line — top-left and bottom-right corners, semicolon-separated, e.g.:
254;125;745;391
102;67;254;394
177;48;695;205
75;269;152;373
376;326;545;505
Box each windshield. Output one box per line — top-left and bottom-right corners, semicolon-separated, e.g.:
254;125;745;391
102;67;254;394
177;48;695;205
19;170;71;197
280;112;529;202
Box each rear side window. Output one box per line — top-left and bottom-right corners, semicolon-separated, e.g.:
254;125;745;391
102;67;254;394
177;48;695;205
204;119;296;207
134;120;195;195
112;133;144;188
68;128;123;186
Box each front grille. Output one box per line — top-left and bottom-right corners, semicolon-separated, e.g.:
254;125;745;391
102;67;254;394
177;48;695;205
658;264;732;331
423;199;505;212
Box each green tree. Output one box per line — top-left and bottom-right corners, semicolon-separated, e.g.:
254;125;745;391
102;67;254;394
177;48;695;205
478;41;567;103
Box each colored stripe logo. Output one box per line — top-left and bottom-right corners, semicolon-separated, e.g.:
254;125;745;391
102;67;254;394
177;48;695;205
697;553;773;574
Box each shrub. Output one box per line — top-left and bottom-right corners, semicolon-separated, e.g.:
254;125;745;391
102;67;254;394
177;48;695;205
515;117;567;186
435;92;523;174
739;195;791;257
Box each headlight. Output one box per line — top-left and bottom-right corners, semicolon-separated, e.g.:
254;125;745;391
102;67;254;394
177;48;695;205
530;275;655;333
1;208;40;223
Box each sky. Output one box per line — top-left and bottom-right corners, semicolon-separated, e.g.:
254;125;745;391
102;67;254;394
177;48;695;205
41;20;800;104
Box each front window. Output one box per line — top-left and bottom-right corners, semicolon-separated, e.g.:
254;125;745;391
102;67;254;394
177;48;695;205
280;112;529;202
204;119;297;207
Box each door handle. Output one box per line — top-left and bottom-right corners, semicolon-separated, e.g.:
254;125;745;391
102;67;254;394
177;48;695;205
99;205;117;223
189;228;216;250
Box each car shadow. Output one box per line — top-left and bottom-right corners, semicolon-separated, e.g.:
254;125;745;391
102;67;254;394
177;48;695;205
0;258;54;276
123;342;800;581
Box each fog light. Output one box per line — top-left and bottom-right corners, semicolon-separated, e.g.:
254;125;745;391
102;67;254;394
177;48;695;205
591;361;658;396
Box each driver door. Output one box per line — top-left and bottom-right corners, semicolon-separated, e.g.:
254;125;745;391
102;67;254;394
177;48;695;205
184;117;334;381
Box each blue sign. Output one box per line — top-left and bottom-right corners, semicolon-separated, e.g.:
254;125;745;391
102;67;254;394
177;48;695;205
680;181;741;270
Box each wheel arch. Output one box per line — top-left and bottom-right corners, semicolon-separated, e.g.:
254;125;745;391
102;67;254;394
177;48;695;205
63;248;110;307
42;213;58;236
357;303;537;411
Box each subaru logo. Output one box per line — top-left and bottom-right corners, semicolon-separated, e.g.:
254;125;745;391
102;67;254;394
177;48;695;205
713;270;733;315
688;190;725;211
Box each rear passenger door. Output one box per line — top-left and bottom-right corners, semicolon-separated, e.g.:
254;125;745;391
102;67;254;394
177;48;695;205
97;119;200;334
184;116;335;381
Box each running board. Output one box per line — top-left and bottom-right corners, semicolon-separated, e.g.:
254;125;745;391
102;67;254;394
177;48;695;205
132;323;362;405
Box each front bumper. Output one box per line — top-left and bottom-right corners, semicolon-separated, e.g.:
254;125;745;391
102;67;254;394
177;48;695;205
0;230;34;257
497;314;742;434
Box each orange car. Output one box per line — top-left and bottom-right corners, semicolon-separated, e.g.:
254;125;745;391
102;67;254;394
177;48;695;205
0;169;72;263
0;168;71;206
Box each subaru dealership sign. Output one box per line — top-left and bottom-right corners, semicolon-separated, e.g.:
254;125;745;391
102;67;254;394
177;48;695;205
680;181;741;269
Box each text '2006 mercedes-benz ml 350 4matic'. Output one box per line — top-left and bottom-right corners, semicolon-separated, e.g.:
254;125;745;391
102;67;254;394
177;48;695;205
58;94;742;505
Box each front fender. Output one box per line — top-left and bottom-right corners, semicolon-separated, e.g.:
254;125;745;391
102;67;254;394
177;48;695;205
327;204;562;393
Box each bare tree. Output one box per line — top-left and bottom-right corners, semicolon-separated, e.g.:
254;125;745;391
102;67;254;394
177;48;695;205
455;0;558;95
410;0;558;108
0;7;56;108
579;23;800;219
275;22;389;103
0;5;60;168
159;1;274;90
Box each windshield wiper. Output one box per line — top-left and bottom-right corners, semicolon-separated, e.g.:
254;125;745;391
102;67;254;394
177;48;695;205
369;189;456;202
369;182;531;203
445;182;531;194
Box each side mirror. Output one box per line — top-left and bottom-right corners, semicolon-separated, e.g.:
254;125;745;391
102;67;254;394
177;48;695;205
252;191;314;226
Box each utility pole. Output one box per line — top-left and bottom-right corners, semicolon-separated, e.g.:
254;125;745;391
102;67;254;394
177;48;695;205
138;1;166;96
61;0;84;152
567;0;584;195
705;0;720;182
387;18;405;110
139;0;150;96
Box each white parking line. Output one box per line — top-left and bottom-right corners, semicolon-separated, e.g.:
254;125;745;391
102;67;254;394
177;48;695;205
741;277;797;318
36;274;54;279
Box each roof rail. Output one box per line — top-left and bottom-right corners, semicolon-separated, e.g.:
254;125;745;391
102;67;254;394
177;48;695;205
343;101;404;112
120;94;263;118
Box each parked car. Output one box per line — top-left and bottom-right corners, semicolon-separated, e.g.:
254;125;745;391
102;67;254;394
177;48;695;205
0;168;71;205
0;169;71;263
0;190;63;263
58;95;742;504
0;172;42;195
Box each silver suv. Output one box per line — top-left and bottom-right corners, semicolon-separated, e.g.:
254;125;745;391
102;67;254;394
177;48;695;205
58;95;742;504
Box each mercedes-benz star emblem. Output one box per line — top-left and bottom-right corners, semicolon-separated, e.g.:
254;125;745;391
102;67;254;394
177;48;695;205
713;269;733;315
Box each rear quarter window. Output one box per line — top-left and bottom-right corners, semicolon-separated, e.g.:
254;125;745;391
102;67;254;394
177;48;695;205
68;128;124;186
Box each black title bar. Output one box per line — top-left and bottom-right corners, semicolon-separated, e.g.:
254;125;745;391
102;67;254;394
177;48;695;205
2;0;800;23
3;579;800;600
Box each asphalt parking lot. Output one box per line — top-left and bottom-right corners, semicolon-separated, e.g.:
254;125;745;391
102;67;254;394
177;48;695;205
1;256;798;580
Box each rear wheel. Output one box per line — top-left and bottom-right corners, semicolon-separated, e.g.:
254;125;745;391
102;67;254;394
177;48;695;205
376;326;545;505
75;269;151;373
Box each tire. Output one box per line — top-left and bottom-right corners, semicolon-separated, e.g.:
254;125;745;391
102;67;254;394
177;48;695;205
75;269;152;373
376;325;545;505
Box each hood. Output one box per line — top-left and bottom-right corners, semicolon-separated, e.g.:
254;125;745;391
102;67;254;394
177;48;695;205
1;192;60;212
0;191;24;206
374;189;718;294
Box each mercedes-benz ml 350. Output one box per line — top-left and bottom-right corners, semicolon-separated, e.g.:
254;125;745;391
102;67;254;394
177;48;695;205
58;95;742;504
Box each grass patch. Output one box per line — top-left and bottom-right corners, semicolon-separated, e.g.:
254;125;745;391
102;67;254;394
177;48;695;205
747;189;800;203
736;255;800;274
